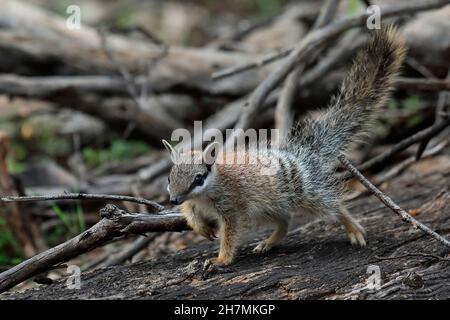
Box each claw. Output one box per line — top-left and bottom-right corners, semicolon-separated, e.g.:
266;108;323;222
199;230;218;241
253;241;273;253
347;230;366;247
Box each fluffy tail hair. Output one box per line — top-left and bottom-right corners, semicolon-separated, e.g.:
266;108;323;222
289;25;406;160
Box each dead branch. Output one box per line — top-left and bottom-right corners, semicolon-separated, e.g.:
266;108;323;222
345;139;449;201
406;57;437;79
373;252;450;262
341;117;450;180
101;234;160;267
212;0;450;81
0;204;188;293
275;0;341;142
0;193;164;211
416;68;450;159
98;28;172;137
1;74;447;104
395;77;450;91
339;155;450;248
231;0;450;141
0;1;258;96
211;46;293;80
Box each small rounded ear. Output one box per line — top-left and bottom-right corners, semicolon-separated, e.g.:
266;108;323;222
162;139;180;163
203;142;220;167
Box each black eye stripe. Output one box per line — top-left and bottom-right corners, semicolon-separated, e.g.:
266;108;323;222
190;173;207;189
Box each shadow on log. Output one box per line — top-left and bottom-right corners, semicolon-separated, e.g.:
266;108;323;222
1;155;449;299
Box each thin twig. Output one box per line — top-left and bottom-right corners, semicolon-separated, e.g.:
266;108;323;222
395;77;450;92
416;68;450;159
276;0;341;142
101;234;160;267
342;117;450;179
435;68;450;122
99;28;140;101
298;30;365;88
0;193;164;212
339;155;450;248
0;205;188;293
212;46;294;80
345;139;449;201
98;28;169;138
313;0;342;29
373;253;450;262
107;26;165;45
212;0;450;80
406;57;436;79
231;0;450;143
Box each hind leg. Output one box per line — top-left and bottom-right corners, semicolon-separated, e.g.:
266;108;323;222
253;215;289;253
338;205;366;246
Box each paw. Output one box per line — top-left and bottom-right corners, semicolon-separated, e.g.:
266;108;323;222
198;227;218;242
347;229;366;247
209;256;232;266
252;241;274;253
190;223;217;241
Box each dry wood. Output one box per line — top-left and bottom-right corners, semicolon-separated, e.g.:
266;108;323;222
339;155;450;248
4;75;447;99
0;193;164;212
98;28;171;137
3;168;449;299
345;139;449;201
212;0;450;81
416;68;450;159
395;77;450;91
342;118;450;179
275;0;341;142
101;234;160;267
231;0;450;144
0;1;259;96
0;204;188;293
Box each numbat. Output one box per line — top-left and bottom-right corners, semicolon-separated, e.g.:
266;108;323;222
163;26;406;266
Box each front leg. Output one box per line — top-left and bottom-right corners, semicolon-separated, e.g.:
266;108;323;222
253;215;289;253
211;215;241;266
180;202;217;241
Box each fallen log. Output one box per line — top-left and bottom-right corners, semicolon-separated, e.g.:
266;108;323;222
0;205;188;293
0;0;265;97
1;160;449;299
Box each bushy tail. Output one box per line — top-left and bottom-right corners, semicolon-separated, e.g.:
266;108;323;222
290;25;406;160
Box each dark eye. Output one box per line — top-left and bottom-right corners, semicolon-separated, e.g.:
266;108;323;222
168;176;170;184
193;174;204;186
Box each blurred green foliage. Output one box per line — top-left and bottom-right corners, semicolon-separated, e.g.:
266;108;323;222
388;95;424;128
256;0;283;17
52;203;85;234
115;7;134;27
0;218;24;266
47;203;85;247
404;95;423;127
348;0;363;15
82;138;150;168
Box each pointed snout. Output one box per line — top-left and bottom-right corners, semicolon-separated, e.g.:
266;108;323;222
169;195;184;205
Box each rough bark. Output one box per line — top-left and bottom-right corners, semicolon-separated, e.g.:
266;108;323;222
2;154;449;300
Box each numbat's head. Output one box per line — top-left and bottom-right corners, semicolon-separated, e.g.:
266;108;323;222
162;140;219;205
